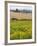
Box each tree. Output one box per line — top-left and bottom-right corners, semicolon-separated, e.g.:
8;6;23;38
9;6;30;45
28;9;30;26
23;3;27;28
16;9;18;12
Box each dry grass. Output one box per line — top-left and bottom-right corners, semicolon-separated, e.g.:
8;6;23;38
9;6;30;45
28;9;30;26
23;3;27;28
10;12;32;19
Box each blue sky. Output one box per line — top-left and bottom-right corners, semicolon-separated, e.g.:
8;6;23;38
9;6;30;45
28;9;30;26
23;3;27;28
10;4;32;11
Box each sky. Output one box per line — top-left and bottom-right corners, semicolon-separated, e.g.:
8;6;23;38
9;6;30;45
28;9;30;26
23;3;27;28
10;3;32;11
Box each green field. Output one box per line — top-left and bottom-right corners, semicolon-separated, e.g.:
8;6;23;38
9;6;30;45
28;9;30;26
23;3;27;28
10;20;32;40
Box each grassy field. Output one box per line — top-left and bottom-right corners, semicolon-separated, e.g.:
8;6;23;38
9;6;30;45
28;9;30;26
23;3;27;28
10;20;32;40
